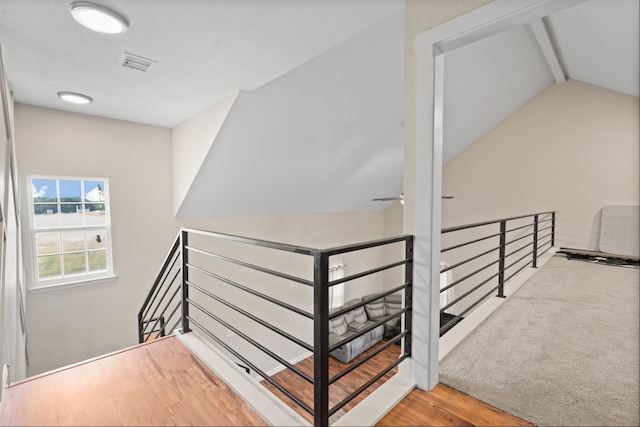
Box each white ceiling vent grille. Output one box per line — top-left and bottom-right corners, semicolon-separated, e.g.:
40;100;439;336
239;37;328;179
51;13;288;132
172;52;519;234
120;52;155;72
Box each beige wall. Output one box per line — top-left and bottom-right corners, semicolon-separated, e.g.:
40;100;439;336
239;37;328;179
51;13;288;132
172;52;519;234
15;104;179;375
172;91;238;215
441;80;640;250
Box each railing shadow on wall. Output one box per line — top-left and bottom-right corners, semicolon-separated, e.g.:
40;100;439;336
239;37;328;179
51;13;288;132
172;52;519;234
138;228;413;426
439;211;555;336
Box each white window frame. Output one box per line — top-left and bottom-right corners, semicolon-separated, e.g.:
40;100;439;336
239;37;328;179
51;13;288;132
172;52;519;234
28;175;115;291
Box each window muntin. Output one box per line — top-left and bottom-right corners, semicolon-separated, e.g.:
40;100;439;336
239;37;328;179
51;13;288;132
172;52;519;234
30;177;112;285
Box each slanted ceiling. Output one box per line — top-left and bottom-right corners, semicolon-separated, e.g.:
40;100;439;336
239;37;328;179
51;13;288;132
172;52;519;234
0;0;638;217
176;15;404;218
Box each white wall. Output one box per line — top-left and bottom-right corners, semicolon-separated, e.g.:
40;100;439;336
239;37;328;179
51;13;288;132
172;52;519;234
1;58;27;388
15;104;179;376
172;91;238;215
441;80;640;250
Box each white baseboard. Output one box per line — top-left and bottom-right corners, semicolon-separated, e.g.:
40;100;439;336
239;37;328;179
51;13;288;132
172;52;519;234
264;351;313;378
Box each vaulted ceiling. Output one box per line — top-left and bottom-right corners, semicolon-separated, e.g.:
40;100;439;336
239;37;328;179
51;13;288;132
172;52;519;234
0;0;638;216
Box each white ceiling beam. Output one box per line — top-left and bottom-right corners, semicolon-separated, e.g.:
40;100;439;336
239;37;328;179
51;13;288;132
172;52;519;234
529;17;566;83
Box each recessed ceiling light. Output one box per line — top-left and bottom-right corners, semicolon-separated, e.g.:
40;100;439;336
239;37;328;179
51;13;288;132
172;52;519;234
69;2;128;34
57;91;93;105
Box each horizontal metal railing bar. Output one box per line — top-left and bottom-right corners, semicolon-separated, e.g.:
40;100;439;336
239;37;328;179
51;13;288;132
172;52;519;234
143;302;181;343
441;258;499;293
329;354;408;416
442;211;555;234
187;280;313;352
143;285;181;340
182;227;319;256
504;240;534;260
139;235;180;318
538;234;552;245
441;271;500;313
187;298;314;385
141;270;181;336
440;245;500;273
330;259;407;287
185;245;314;287
141;251;180;321
441;282;502;335
538;225;553;233
320;235;413;257
328;284;408;319
329;331;406;385
441;231;501;253
188;316;313;416
505;231;535;246
440;314;464;336
504;249;534;272
186;263;313;320
503;258;535;284
329;308;408;351
505;222;534;234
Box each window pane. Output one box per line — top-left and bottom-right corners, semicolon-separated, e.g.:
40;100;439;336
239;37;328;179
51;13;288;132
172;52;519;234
85;181;106;202
86;229;107;250
32;178;57;202
34;204;59;228
85;203;106;225
36;232;60;255
60;204;84;226
59;180;82;202
88;250;107;272
64;253;86;275
62;230;85;252
38;255;61;278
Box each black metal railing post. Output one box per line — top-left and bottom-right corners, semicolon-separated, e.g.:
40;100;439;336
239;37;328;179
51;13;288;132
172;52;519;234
404;237;413;357
532;214;539;268
313;251;330;427
137;312;144;343
551;212;556;247
497;221;506;298
180;230;191;334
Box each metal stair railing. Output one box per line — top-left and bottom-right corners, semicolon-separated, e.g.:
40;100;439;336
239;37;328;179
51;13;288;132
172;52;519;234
137;227;413;426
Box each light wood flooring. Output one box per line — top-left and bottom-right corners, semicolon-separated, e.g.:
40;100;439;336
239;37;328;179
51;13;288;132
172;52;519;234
262;338;531;426
263;339;402;423
376;384;533;426
0;335;533;426
0;336;266;426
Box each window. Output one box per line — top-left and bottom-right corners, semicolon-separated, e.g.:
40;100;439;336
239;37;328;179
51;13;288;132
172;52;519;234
29;176;113;287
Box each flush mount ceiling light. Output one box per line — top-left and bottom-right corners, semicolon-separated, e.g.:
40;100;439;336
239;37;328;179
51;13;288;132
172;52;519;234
70;2;128;34
57;91;93;105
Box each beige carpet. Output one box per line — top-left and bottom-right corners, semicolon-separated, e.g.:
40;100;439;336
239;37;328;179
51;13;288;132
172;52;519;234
439;255;639;426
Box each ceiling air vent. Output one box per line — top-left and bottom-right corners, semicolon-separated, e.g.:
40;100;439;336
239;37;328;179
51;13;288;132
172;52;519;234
120;52;155;72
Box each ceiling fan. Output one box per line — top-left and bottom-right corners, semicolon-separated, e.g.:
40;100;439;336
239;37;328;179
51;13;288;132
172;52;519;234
372;193;454;204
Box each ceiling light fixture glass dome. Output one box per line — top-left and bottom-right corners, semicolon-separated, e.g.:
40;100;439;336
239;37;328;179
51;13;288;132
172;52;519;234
57;91;93;105
70;2;128;34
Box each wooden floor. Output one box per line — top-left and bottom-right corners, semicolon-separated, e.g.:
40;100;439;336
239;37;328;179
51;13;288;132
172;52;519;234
376;384;533;426
262;338;531;426
0;336;266;426
263;339;401;423
0;335;532;426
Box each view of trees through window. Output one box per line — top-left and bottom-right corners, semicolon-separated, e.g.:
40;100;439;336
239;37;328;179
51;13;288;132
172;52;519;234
31;177;111;282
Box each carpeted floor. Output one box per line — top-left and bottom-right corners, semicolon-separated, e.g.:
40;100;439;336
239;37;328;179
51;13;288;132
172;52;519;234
439;254;639;426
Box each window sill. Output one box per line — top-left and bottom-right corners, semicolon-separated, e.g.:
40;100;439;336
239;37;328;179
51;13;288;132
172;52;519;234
29;274;117;294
